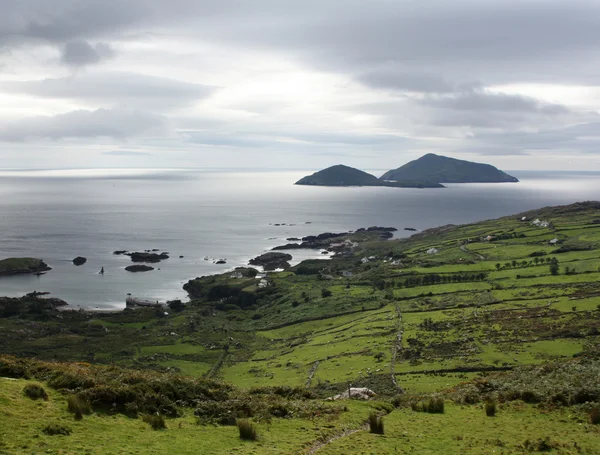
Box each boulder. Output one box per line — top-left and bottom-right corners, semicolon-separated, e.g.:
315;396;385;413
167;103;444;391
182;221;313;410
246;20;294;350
72;256;87;266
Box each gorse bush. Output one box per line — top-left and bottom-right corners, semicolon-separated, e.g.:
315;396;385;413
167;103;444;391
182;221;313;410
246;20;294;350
23;383;48;400
237;419;258;441
485;400;497;417
142;414;166;430
42;423;72;436
368;412;384;434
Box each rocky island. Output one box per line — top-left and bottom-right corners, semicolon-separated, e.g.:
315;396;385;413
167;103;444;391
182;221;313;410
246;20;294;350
295;155;518;189
0;258;51;276
380;153;519;184
295;164;444;188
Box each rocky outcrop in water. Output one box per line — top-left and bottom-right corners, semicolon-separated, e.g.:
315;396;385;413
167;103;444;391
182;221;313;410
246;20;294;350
126;252;169;263
125;265;155;272
249;252;292;270
72;257;87;266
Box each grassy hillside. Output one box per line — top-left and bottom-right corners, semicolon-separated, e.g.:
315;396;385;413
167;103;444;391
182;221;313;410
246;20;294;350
1;201;600;453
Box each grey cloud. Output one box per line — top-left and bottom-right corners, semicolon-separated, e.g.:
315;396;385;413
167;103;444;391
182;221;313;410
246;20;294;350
357;70;454;93
4;72;215;109
61;40;115;66
422;90;569;115
184;130;409;148
0;108;168;141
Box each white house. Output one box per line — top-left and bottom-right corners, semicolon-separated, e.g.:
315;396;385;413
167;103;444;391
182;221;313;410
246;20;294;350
426;248;439;254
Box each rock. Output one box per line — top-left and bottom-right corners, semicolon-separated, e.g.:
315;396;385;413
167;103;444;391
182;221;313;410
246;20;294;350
249;252;293;271
179;255;184;258
286;237;301;241
72;256;87;266
113;250;128;255
404;227;417;231
126;252;169;263
215;259;227;264
125;265;155;272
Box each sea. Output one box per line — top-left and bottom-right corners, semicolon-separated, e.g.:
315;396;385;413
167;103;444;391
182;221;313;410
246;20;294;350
0;168;598;310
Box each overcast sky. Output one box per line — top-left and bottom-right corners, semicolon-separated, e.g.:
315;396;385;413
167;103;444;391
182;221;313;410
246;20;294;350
1;0;600;171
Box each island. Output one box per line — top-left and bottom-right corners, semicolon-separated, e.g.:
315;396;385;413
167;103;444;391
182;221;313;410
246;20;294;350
380;153;519;184
295;164;444;188
0;258;51;276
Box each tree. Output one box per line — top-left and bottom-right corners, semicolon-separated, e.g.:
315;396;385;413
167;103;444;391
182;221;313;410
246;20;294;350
495;263;501;271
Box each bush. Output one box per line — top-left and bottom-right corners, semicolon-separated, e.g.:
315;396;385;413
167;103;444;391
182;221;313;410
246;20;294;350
143;414;166;430
485;400;497;417
237;419;258;441
23;383;48;400
590;407;600;425
42;423;72;436
368;412;384;434
321;288;332;298
67;395;91;416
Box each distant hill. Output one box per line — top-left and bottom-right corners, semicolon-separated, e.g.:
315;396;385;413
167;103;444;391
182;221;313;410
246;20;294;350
295;164;444;188
295;165;381;186
380;154;519;184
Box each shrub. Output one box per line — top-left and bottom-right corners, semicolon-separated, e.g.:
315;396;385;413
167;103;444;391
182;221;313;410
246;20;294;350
42;423;72;436
590;407;600;425
237;419;258;441
67;395;91;416
368;412;384;434
143;414;166;430
23;383;48;400
321;288;332;298
485;400;497;417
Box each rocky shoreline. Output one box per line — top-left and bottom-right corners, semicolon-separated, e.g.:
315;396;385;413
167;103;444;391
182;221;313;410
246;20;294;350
0;224;399;311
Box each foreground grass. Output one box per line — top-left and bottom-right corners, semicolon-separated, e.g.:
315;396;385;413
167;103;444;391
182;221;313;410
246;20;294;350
0;378;368;455
318;402;600;455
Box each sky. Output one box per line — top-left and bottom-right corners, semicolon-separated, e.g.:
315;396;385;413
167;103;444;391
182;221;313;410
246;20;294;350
1;0;600;171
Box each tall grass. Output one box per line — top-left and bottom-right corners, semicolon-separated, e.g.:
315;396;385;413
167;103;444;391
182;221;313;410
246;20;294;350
368;412;384;434
237;419;258;441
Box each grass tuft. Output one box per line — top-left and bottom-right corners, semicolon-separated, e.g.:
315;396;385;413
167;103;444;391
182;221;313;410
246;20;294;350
368;411;384;434
42;423;72;436
142;414;167;430
237;419;258;441
590;406;600;425
485;399;497;417
67;395;91;416
23;383;48;401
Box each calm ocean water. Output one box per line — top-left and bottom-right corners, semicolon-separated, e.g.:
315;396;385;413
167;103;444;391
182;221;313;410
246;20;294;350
0;168;598;310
